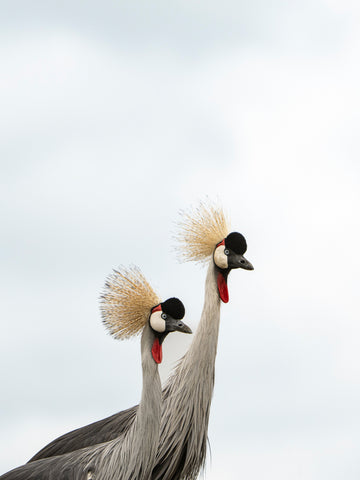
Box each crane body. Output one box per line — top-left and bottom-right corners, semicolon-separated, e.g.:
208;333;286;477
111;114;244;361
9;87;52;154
1;268;190;480
0;325;161;480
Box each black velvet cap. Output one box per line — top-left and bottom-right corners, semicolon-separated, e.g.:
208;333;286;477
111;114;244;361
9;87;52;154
225;232;247;255
161;297;185;319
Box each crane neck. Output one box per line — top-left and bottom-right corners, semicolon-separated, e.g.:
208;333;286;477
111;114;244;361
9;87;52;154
135;323;162;446
123;323;162;478
153;261;221;480
183;261;221;371
92;323;161;480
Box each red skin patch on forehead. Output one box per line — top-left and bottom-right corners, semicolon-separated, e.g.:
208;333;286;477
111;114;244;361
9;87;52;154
151;338;163;364
151;304;162;313
217;272;229;303
216;239;225;247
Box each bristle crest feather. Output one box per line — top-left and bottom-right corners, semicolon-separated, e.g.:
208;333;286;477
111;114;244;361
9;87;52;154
174;200;230;263
100;266;161;340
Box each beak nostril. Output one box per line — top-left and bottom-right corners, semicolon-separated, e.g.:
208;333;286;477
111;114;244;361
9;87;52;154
240;260;245;264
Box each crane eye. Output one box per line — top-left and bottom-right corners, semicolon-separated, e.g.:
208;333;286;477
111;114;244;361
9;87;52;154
161;313;167;320
224;249;230;255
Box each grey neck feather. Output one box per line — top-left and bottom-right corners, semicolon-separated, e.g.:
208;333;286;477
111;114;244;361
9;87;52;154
152;262;221;480
83;323;162;480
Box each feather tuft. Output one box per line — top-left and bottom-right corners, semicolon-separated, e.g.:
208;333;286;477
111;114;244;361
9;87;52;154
100;266;161;340
174;200;230;264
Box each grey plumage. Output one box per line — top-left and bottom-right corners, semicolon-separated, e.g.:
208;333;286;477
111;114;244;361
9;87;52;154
29;263;222;480
29;408;137;462
152;263;220;480
28;202;252;479
1;324;162;480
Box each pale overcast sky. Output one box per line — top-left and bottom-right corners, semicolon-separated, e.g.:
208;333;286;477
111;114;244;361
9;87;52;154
1;1;360;478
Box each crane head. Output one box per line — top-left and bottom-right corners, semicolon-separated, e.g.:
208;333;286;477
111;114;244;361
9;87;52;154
173;200;253;302
150;297;192;364
213;232;254;303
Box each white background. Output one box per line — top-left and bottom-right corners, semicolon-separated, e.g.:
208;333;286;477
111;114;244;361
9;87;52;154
1;1;360;478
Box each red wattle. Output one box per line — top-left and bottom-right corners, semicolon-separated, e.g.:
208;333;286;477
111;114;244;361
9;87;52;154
217;272;229;303
151;338;163;364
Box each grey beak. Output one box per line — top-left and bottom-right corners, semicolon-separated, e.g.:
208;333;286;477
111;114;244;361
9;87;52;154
177;322;192;334
228;254;254;270
166;317;192;334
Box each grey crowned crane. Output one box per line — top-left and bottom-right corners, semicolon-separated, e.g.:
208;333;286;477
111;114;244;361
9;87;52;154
0;266;191;480
28;202;253;480
151;202;253;479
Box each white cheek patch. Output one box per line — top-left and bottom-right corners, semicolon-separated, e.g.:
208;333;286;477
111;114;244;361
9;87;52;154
214;245;228;269
150;311;166;333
